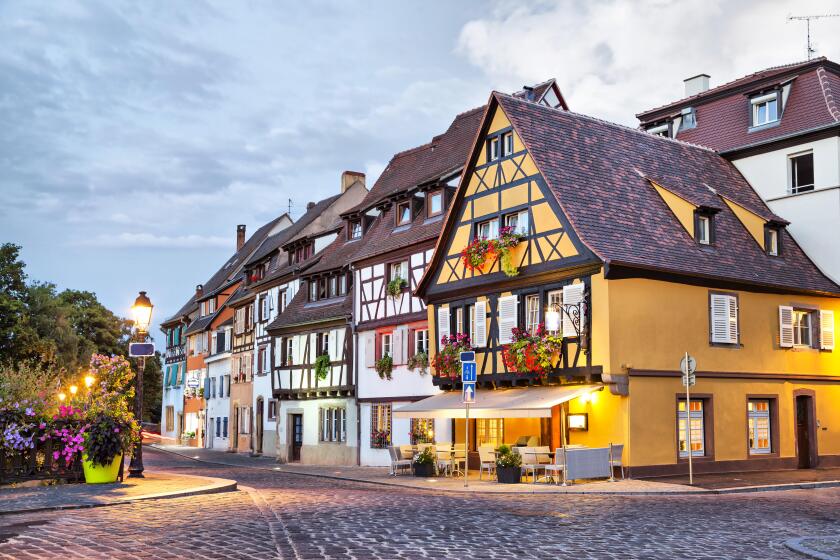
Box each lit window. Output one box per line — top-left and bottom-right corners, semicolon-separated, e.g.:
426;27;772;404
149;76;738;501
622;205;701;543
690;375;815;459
648;123;670;137
793;310;812;347
751;93;779;127
502;132;514;156
748;400;771;454
789;152;814;194
696;214;710;245
428;191;443;217
476;218;499;240
382;333;392;357
504;210;529;236
476;419;504;448
525;294;540;334
414;329;428;354
488;137;500;161
350;221;362;239
410;418;435;444
677;400;705;457
396;201;412;225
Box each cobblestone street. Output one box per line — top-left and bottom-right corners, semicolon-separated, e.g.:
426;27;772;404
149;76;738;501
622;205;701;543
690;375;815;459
0;447;838;558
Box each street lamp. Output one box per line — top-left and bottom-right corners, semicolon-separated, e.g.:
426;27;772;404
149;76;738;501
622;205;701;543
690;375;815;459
128;291;153;479
84;375;95;388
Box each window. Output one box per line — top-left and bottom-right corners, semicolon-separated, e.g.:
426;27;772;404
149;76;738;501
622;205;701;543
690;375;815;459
239;406;251;435
319;332;330;355
525;294;540;334
215;417;221;438
390;261;408;282
222;417;228;438
339;274;348;295
793;310;812;347
260;297;269;321
350;220;362;239
211;377;217;399
696;214;710;245
268;400;277;420
414;329;429;354
476;419;504;448
370;404;391;448
309;280;317;302
258;345;270;373
207;298;216;314
748;400;772;454
502;132;514;156
751;93;779;127
165;406;175;433
487;136;500;161
476;218;499;240
677;400;705;457
283;337;294;366
504;210;529;236
410;418;435;444
279;290;287;313
455;307;464;335
710;292;739;345
766;227;780;256
647;123;670;137
427;191;443;217
381;333;392;357
318;277;328;300
789;152;814;194
396;201;412;226
468;304;476;343
678;107;696;131
320;407;346;442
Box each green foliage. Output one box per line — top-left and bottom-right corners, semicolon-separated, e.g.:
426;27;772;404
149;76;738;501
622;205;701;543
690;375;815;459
413;446;435;465
386;277;407;298
500;251;519;277
407;352;428;375
314;354;331;381
0;362;61;407
495;444;522;468
375;354;393;380
87;354;136;419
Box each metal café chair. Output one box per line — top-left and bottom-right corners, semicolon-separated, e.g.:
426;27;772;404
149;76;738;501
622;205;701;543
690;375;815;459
521;449;546;484
478;445;496;480
435;444;453;477
451;444;467;477
388;446;412;476
543;448;566;485
609;443;625;480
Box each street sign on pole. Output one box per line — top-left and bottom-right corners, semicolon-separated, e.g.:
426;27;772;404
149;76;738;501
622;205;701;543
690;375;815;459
681;351;696;486
460;351;475;363
461;361;477;383
460;352;477;488
462;382;476;403
129;342;155;357
187;377;200;389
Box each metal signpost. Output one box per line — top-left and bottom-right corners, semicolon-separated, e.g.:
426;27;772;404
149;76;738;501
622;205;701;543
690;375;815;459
461;352;476;488
680;352;697;485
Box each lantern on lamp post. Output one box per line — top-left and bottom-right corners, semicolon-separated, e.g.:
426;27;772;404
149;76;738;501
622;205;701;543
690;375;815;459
128;291;154;478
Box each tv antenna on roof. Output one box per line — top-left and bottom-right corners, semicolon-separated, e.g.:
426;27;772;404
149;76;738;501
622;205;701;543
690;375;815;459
788;14;839;60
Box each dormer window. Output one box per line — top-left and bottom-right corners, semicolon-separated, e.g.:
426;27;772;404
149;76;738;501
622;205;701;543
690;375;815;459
765;227;781;257
695;212;713;245
396;201;412;226
309;280;317;302
648;123;670;137
487;136;500;161
502;132;514;156
349;220;362;239
678;107;696;131
427;190;443;218
750;92;779;127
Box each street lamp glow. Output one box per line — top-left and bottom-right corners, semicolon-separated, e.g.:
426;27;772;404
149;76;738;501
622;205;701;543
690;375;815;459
84;375;95;388
131;291;154;334
545;304;561;333
58;392;66;402
69;385;78;396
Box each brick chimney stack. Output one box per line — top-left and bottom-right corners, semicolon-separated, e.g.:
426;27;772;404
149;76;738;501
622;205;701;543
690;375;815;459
195;284;203;298
341;171;365;193
236;225;246;251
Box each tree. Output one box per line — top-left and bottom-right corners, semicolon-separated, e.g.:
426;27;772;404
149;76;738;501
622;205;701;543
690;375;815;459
141;351;163;423
0;244;29;363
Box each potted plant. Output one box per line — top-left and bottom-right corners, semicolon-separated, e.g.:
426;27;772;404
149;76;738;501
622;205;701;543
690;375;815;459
386;277;407;298
82;412;138;484
460;227;525;277
431;334;473;378
314;354;331;381
461;238;496;273
375;354;393;380
495;444;522;484
501;324;563;377
496;226;525;277
407;351;428;375
413;446;436;477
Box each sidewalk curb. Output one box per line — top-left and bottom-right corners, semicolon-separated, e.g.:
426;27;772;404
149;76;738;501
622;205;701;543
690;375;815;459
149;444;840;496
0;471;237;516
785;537;840;560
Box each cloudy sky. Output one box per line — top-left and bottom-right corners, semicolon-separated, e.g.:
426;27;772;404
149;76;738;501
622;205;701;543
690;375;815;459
2;0;839;337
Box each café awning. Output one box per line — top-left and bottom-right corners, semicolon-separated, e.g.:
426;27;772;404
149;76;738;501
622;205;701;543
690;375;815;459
393;384;603;419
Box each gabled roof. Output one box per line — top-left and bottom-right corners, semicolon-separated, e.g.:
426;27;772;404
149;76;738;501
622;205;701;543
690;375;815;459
265;284;351;333
160;296;197;328
351;204;443;264
303;224;363;276
637;58;840;153
420;92;840;297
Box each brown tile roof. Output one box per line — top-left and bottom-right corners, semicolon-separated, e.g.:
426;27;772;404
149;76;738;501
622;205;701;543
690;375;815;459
303;225;363;276
265;285;351;332
496;93;840;295
351;205;443;264
637;59;840;153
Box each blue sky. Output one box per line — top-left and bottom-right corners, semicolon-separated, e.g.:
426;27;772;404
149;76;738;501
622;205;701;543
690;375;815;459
2;0;838;339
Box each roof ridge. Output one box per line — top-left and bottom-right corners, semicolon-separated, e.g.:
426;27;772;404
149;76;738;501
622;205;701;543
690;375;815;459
637;57;826;117
496;92;716;153
816;66;840;122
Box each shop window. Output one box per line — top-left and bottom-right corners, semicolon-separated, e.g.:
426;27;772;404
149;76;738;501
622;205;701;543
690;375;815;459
747;400;772;454
410;418;435;444
370;404;391;448
677;400;705;457
476;419;504;448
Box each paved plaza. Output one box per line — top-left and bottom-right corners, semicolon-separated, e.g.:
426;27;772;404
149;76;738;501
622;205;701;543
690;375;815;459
0;447;838;558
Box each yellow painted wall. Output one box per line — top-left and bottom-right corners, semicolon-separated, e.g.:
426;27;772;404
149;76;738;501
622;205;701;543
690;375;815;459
650;182;696;238
723;198;767;250
567;389;628;461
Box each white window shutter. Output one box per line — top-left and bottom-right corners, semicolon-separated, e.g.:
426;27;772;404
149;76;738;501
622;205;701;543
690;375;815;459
392;328;404;365
562;284;585;338
400;326;410;363
779;305;794;348
437;306;450;345
710;294;737;344
820;310;835;350
329;331;338;360
364;334;376;368
474;300;487;347
292;337;300;365
498;296;518;344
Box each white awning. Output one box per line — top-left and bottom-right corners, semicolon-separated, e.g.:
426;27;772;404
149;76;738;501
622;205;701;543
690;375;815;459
393;384;603;419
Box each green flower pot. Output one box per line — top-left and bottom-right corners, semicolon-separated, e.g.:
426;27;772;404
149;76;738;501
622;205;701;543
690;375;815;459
83;453;122;484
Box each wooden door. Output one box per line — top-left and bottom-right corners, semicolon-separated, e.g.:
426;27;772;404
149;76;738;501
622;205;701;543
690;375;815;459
795;395;817;469
255;398;264;454
291;414;303;462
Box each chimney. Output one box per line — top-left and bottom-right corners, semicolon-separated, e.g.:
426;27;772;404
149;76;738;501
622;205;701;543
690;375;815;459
307;202;316;210
522;85;535;101
195;284;203;298
341;170;365;193
236;224;246;251
683;74;710;98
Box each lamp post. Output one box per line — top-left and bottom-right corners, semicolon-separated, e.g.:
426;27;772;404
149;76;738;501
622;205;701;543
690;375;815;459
129;291;153;478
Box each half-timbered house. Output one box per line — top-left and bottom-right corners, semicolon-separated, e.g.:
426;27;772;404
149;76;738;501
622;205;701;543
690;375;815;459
159;298;196;444
410;89;840;476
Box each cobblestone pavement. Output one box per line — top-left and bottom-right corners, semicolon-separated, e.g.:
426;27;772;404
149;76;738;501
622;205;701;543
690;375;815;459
1;447;839;559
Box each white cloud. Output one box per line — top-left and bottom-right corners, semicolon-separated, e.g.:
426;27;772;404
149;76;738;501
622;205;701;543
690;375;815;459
77;232;231;249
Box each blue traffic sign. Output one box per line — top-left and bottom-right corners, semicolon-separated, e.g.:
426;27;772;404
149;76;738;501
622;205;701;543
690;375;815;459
460;351;475;363
461;361;477;382
462;382;476;404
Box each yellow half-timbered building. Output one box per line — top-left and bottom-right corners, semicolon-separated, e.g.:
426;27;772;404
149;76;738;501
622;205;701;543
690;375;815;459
409;90;840;476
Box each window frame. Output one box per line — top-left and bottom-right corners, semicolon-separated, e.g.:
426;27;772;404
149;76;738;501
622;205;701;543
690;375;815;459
487;136;500;161
381;332;393;358
747;398;774;455
504;210;529;236
476;218;499;241
414;328;429;355
389;260;408;283
792;309;814;348
370;403;392;448
525;294;540;334
349;220;362;240
476;418;504;448
765;226;781;256
750;91;780;127
427;190;443;218
309;280;318;302
694;210;716;246
788;151;815;194
502;132;514;156
676;396;712;460
396;201;412;226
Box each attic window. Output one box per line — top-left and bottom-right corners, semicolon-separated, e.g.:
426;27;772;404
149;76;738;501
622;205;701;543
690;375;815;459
487;137;500;161
349;220;362;240
427;190;443;217
678;107;696;131
396;201;412;226
502;132;514;156
765;227;781;257
648;123;670;137
750;92;779;127
694;211;714;245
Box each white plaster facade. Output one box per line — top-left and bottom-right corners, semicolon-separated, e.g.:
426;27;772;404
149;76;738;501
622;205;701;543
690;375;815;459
204;350;231;451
